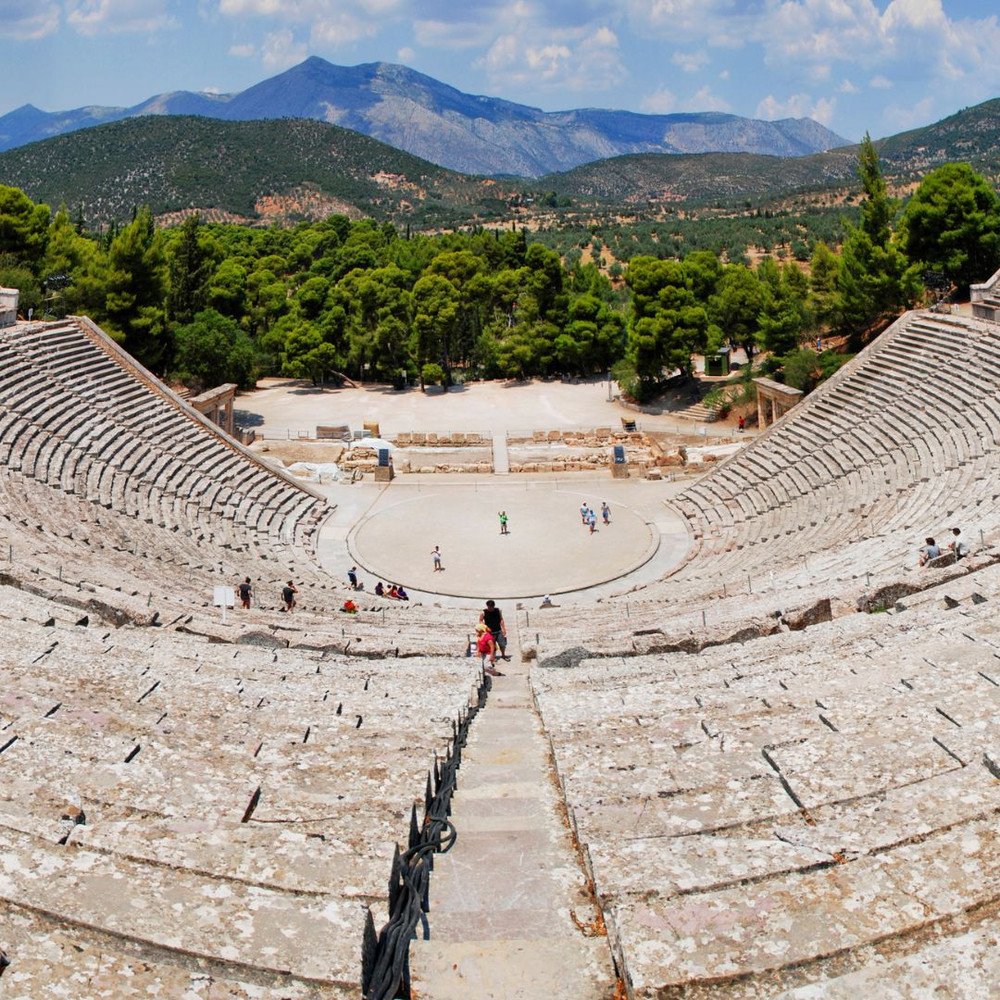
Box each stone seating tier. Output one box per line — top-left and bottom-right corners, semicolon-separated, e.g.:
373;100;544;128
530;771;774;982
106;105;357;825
529;311;1000;657
0;466;477;654
0;319;326;558
531;558;1000;997
0;585;479;995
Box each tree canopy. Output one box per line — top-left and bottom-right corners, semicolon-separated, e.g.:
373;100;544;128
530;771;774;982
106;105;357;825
902;162;1000;296
0;143;993;406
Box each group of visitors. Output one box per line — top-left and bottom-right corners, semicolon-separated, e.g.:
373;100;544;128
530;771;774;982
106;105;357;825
579;501;611;534
346;565;409;599
918;527;969;567
235;577;298;612
475;598;510;677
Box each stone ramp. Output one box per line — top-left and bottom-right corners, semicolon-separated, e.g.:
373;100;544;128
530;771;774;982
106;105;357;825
409;621;617;998
491;432;509;474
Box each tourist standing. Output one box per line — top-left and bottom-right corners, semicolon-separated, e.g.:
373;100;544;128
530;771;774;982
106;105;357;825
480;599;509;660
281;580;298;612
431;545;443;571
601;502;611;526
237;577;253;609
347;566;359;590
498;510;509;535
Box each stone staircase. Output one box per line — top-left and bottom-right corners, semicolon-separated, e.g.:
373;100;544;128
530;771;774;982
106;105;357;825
673;398;717;422
409;610;618;999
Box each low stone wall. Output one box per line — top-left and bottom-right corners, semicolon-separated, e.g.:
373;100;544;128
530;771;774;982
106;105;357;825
339;428;687;476
339;444;491;475
393;432;488;446
507;428;683;475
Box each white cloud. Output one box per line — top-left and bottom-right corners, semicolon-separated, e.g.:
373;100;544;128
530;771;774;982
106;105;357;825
413;18;492;49
881;0;946;33
882;95;934;130
757;0;883;66
228;42;256;57
644;82;731;115
310;10;377;47
756;91;833;123
684;85;730;113
640;87;676;114
477;22;625;93
0;1;60;40
621;0;742;45
396;45;415;62
811;96;836;125
218;0;288;14
672;50;709;73
66;0;176;35
260;28;307;69
757;93;807;120
838;78;858;94
869;74;893;90
217;0;403;29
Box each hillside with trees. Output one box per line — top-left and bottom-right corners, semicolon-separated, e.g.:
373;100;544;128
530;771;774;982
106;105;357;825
1;98;998;257
1;139;997;408
0;117;514;229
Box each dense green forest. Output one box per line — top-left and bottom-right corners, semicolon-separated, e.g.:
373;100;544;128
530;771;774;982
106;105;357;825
531;205;855;268
1;140;998;402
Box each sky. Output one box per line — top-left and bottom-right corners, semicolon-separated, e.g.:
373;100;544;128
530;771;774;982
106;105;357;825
1;1;998;142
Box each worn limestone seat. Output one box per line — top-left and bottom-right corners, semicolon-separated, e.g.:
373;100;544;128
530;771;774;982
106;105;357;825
532;559;1000;997
0;584;478;995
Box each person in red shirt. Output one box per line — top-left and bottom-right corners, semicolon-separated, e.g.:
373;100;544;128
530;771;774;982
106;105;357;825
476;624;502;676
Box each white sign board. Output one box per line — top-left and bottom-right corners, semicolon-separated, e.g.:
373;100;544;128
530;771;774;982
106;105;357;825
214;585;235;624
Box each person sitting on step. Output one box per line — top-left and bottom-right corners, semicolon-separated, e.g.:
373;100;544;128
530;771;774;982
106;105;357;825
918;537;940;567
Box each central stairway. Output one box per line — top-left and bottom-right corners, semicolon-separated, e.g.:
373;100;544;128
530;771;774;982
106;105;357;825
409;610;617;998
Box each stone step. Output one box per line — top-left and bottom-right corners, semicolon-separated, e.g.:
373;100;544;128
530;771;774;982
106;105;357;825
408;655;618;998
411;938;616;1000
674;401;715;422
0;825;361;987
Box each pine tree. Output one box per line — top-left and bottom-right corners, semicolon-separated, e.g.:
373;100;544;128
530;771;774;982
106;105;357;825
838;135;918;332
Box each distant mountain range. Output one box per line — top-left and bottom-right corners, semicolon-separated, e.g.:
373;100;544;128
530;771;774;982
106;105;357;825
1;96;995;230
0;57;846;177
545;98;1000;203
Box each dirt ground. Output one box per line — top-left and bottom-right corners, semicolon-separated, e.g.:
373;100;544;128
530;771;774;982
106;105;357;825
236;375;745;440
251;440;346;464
